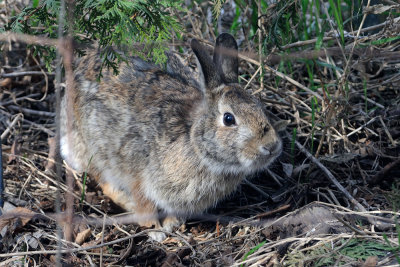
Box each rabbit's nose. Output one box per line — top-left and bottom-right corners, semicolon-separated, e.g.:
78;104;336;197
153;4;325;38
259;142;279;156
259;145;271;156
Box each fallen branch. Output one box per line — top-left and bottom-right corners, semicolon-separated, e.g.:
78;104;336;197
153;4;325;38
294;140;366;212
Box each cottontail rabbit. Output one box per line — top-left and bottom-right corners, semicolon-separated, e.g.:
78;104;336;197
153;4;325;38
60;33;282;241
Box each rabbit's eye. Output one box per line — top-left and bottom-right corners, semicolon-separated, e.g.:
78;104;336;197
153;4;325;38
223;112;236;126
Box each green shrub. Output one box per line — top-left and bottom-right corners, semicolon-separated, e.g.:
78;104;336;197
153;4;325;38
2;0;182;72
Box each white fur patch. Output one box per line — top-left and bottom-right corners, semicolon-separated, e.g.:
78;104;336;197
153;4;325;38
142;167;168;209
238;155;254;170
102;167;126;192
60;135;82;171
199;157;243;175
81;80;99;94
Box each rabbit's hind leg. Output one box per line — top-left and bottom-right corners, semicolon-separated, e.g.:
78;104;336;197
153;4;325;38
101;181;166;241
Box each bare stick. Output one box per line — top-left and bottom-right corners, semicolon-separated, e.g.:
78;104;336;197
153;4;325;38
0;109;55;136
240;53;324;101
54;0;66;264
0;32;59;47
7;105;55;117
0;71;54;78
63;0;76;245
369;157;400;185
257;0;264;92
0;93;42;106
342;117;377;139
281;16;400;50
294;140;366;212
1;113;23;140
378;116;396;146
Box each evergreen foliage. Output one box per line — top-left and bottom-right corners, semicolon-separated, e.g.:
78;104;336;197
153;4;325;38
2;0;182;72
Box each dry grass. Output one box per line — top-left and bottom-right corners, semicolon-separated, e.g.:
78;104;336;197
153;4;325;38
1;1;400;266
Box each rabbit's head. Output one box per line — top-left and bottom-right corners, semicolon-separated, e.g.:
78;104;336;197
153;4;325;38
191;34;282;175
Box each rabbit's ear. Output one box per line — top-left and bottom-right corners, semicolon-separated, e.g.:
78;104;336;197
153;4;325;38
191;39;222;89
213;33;238;84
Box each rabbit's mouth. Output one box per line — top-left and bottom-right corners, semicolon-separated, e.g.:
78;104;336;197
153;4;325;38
194;133;282;175
238;139;282;173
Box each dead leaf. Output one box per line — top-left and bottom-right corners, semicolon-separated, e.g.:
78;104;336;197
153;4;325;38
39;200;54;210
293;163;310;176
362;256;378;267
19;231;43;249
262;202;349;239
282;163;293;177
0;78;12;87
354;145;375;157
75;228;92;245
358;138;367;143
273;119;290;132
364;4;396;14
0;207;36;235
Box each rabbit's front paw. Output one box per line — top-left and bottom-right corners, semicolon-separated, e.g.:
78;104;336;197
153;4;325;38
147;216;181;242
148;231;167;242
162;215;181;232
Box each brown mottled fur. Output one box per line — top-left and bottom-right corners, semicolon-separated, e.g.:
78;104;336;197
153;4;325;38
60;34;282;241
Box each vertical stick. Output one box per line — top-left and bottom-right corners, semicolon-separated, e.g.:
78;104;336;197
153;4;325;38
63;0;76;244
0;136;3;213
258;0;264;92
55;0;66;265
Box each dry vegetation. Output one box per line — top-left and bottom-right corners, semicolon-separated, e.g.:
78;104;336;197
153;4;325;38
0;0;400;266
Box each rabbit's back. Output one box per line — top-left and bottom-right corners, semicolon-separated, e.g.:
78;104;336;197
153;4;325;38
61;52;203;191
